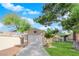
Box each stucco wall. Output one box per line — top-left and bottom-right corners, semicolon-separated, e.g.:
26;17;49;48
0;36;21;50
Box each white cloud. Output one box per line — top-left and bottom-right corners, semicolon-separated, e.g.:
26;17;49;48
26;9;31;11
28;11;40;14
26;9;40;14
0;23;4;27
1;3;24;12
21;17;35;25
23;9;40;15
1;3;40;15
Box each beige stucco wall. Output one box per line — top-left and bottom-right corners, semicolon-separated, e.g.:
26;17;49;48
0;36;21;50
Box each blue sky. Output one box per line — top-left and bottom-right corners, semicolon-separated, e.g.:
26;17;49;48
0;3;43;18
0;3;62;32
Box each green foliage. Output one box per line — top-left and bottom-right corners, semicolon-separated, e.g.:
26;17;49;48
17;19;31;32
45;28;54;38
3;14;20;25
34;3;73;26
3;14;31;32
61;19;73;30
52;28;59;34
44;28;59;38
43;3;73;16
61;4;79;32
34;12;57;26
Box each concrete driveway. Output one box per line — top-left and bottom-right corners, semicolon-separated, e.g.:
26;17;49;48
16;38;48;56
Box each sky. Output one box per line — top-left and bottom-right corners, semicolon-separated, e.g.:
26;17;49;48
0;3;62;32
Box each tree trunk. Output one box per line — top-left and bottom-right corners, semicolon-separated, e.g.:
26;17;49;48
73;32;76;48
63;35;68;42
27;35;28;45
64;36;66;41
73;32;79;50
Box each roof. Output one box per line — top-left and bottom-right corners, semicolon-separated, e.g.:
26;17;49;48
24;28;45;33
0;32;21;37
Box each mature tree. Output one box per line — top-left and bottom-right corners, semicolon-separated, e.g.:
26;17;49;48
61;5;79;49
34;3;73;26
34;3;73;42
34;3;79;49
3;14;31;32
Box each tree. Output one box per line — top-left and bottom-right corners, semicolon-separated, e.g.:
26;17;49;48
17;19;31;32
61;4;79;49
34;3;73;41
3;14;31;32
34;3;73;26
34;3;79;48
44;28;59;47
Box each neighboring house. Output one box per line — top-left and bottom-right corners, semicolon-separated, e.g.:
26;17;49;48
0;28;45;51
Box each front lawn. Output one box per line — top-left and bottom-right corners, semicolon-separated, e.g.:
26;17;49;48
45;41;79;56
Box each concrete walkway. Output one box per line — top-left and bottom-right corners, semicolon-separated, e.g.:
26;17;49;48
16;40;48;56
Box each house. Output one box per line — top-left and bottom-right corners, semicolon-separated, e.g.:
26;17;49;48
24;28;45;45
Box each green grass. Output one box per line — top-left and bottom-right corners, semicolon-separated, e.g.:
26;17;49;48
45;41;79;56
